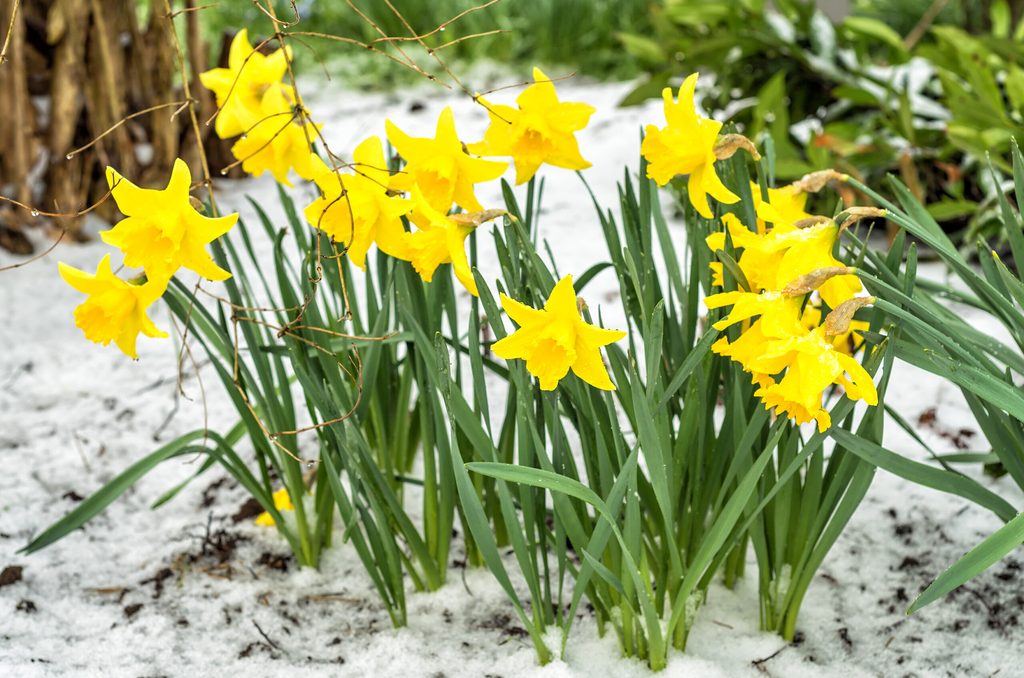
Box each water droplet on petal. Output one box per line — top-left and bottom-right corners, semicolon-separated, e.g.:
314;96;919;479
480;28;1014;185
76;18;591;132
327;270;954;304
241;134;247;140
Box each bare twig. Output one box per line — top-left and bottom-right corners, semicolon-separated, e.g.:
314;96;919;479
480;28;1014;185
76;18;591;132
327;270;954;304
252;620;282;651
67;100;191;158
0;229;66;272
0;186;116;219
0;0;19;65
904;0;951;50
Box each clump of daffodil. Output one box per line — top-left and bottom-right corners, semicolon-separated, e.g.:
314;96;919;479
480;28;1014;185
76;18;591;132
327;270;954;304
492;275;626;391
198;29;319;185
102;159;238;282
400;187;504;297
641;73;740;219
199;29;294;139
706;283;877;431
386;107;507;213
230;86;320;186
704;198;877;431
469;67;596;184
304;137;412;268
255;487;295;527
58;255;168;359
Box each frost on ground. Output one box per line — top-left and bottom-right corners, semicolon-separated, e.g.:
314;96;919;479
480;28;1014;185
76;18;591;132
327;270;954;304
2;79;1024;678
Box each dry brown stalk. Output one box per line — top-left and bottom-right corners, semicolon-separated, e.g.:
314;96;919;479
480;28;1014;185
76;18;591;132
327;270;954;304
0;0;18;64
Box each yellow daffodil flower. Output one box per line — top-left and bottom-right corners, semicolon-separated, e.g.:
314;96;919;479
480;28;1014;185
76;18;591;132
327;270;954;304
703;183;875;430
386;107;507;213
230;86;319;187
58;255;168;359
711;319;784;390
641;73;738;219
199;28;294;139
401;188;504;296
749;182;811;234
708;214;776;293
304;137;412;269
764;223;862;308
704;290;806;336
492;275;626;391
255;487;294;527
706;215;861;307
753;328;878;432
102;159;238;282
469;67;595;184
705;230;735;288
705;289;877;431
712;215;785;294
709;261;725;287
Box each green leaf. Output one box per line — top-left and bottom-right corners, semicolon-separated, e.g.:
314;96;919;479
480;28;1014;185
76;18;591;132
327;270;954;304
616;32;666;64
657;329;718;409
841;16;908;59
927;199;978;222
467;463;606;512
575;262;613;293
910;511;1024;613
1006;67;1024;113
22;431;253;554
992;0;1011;39
830;429;1017;522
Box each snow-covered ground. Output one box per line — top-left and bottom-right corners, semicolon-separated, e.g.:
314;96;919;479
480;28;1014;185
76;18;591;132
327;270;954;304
3;79;1024;677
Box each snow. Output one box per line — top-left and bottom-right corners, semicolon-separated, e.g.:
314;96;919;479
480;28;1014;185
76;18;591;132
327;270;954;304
3;78;1024;677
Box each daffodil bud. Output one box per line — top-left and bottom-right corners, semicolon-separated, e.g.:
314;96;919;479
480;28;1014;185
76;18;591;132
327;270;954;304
713;134;761;161
824;296;875;336
449;209;508;227
791;169;847;194
782;267;857;297
836;206;886;230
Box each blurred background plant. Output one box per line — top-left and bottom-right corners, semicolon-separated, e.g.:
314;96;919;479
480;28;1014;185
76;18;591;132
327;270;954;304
11;0;1024;254
199;0;652;85
620;0;1024;249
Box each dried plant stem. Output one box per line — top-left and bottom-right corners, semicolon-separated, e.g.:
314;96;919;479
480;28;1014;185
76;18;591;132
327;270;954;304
163;0;218;215
3;0;29;206
67;101;190;158
0;230;66;272
0;0;18;64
